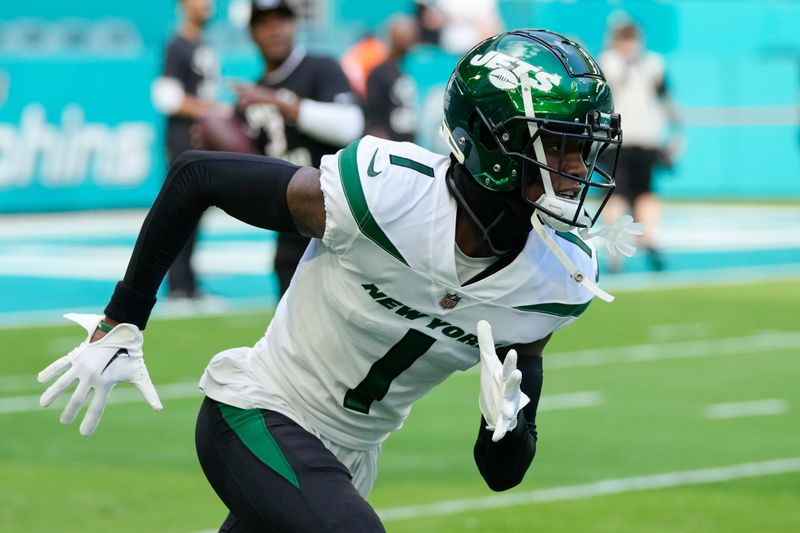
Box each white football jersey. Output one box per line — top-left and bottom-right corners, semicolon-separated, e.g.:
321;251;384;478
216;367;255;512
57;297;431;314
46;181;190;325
200;136;599;450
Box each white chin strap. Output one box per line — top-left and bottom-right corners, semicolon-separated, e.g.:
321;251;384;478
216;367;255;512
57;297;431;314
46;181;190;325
440;118;466;164
531;213;615;302
521;72;613;302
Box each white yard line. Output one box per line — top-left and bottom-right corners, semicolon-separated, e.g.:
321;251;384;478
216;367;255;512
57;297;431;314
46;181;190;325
0;375;44;392
538;391;603;411
376;457;800;522
0;387;599;416
6;330;800;396
545;331;800;370
189;457;800;531
647;322;713;342
0;382;201;414
705;399;789;420
452;331;800;376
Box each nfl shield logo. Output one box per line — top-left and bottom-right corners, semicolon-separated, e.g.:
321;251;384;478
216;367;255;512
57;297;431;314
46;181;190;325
440;292;461;309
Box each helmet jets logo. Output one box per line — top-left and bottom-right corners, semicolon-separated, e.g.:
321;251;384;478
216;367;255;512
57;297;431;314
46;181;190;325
489;69;517;90
469;50;562;92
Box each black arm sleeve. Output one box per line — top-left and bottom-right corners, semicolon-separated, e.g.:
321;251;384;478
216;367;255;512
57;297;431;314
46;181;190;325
473;354;543;491
104;150;300;329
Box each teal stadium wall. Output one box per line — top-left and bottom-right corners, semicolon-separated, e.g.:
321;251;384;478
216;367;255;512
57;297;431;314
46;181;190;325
0;0;797;212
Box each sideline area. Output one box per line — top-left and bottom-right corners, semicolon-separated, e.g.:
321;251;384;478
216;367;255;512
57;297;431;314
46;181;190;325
1;202;798;326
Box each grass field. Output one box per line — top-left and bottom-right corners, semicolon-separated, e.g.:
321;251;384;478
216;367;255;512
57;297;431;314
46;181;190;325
2;278;799;532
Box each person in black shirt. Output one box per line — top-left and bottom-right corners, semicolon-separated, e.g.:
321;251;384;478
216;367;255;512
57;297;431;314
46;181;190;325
413;0;444;45
151;0;225;299
365;16;419;142
233;0;363;296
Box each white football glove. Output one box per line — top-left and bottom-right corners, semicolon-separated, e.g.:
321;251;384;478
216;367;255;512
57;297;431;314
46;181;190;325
477;320;530;442
580;215;645;257
38;313;162;436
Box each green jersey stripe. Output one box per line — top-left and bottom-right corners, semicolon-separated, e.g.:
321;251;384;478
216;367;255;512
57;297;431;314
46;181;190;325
389;154;435;177
513;300;592;317
555;230;593;257
338;141;409;265
218;403;300;489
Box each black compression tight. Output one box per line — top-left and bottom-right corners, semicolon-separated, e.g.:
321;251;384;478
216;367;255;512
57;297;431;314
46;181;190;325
195;398;385;533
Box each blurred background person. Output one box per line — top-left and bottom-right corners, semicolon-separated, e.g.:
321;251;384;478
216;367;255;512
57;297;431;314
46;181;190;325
340;31;388;100
599;16;684;272
233;0;363;296
365;15;419;142
413;0;444;46
151;0;227;300
436;0;503;54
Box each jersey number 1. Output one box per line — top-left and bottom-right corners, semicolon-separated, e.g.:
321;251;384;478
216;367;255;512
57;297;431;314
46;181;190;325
343;329;436;414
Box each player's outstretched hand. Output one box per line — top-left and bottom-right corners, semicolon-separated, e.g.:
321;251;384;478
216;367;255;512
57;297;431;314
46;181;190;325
38;313;162;436
477;320;530;442
581;215;645;257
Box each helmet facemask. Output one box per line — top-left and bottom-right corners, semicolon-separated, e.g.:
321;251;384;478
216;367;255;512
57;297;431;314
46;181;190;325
485;80;622;231
523;118;620;231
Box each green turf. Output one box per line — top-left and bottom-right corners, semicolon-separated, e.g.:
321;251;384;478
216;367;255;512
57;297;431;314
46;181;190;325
2;279;799;532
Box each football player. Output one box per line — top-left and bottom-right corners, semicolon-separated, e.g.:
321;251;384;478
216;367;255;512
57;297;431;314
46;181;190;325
598;19;683;272
233;0;364;295
39;30;639;532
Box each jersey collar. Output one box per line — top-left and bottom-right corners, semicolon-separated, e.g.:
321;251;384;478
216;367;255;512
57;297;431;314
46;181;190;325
264;46;307;85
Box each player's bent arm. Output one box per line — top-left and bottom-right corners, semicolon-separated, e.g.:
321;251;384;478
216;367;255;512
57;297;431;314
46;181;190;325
40;151;320;433
474;335;550;491
104;150;321;330
287;166;325;238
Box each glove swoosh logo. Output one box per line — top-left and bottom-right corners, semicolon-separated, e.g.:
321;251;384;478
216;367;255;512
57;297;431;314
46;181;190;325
101;348;128;374
367;148;381;177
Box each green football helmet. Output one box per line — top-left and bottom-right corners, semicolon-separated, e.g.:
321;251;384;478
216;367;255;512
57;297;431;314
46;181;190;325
441;29;621;232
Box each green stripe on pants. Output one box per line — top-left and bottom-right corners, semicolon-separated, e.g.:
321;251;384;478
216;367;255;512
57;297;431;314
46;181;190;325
218;403;300;489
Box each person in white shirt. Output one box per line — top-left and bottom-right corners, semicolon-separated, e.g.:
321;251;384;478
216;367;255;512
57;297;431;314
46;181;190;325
599;18;684;271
